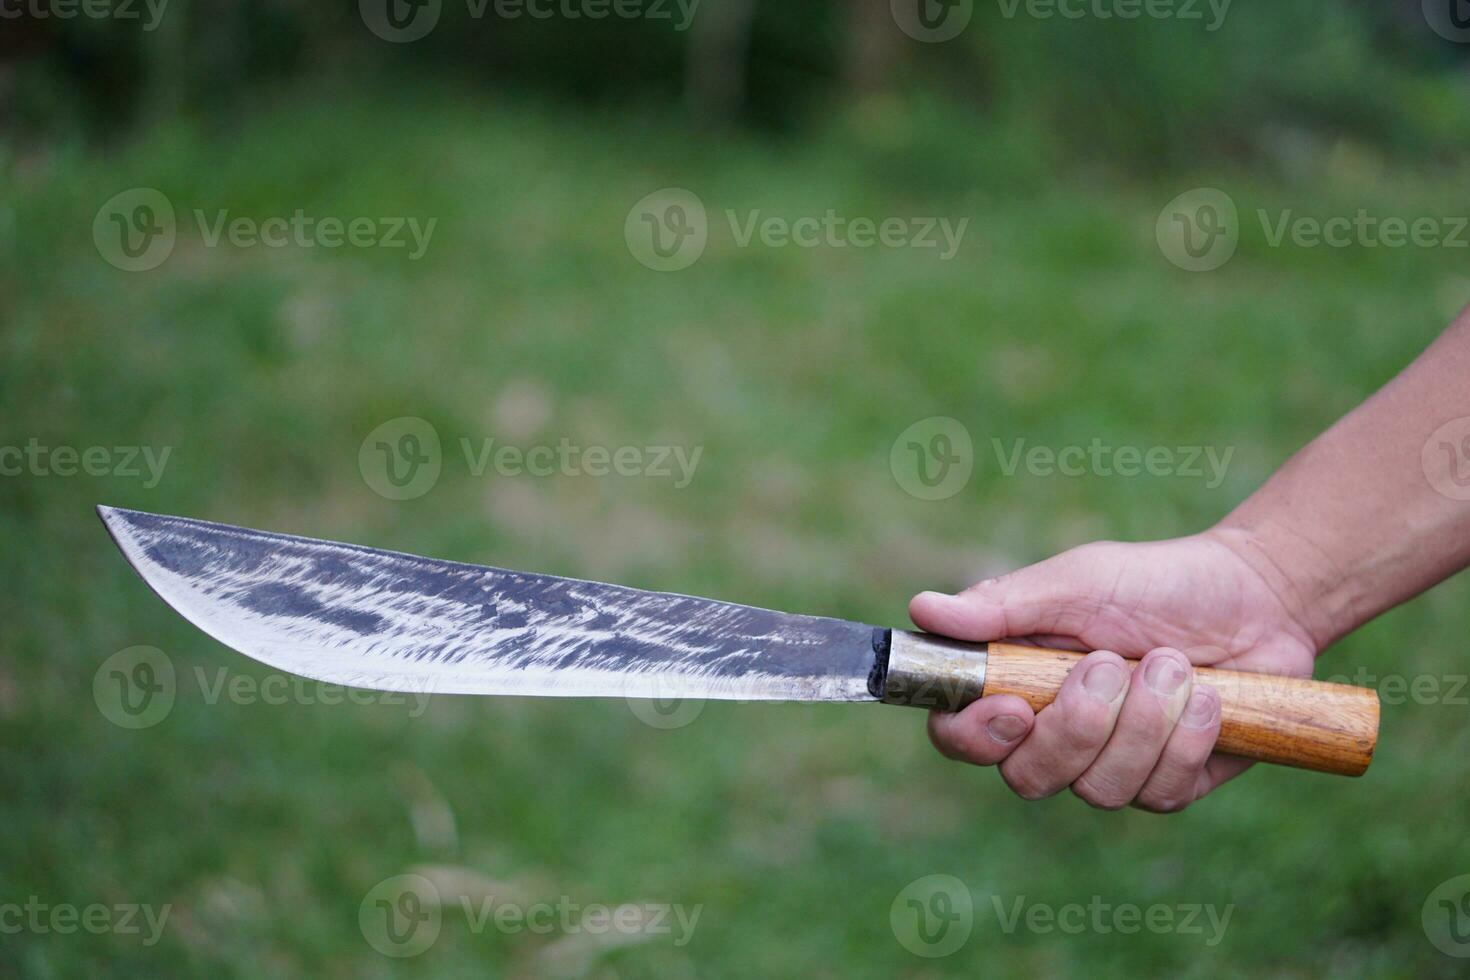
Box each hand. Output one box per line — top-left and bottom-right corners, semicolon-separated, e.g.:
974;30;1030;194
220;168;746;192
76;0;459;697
909;530;1322;812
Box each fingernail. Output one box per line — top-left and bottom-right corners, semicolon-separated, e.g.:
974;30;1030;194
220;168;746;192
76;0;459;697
987;715;1028;743
1083;661;1126;702
1144;655;1189;696
917;591;954;602
1181;689;1218;729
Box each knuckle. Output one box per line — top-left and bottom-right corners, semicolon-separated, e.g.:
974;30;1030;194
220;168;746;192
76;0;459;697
1135;793;1191;814
961;576;1002;595
1058;708;1109;753
1071;540;1120;562
1000;764;1057;802
927;726;967;763
930;721;1009;768
1072;774;1129;811
1123;711;1173;746
952;735;999;767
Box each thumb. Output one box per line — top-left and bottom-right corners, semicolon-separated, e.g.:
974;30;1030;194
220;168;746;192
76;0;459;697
909;551;1101;642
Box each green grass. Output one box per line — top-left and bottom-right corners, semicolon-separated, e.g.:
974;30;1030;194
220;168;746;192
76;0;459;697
4;85;1470;977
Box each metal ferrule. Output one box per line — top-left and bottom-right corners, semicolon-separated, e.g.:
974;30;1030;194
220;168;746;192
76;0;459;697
879;631;989;712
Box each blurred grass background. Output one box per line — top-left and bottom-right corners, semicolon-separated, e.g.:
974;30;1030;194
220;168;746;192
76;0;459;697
5;1;1470;976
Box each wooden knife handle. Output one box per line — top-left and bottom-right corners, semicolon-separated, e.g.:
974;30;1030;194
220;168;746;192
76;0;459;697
984;642;1379;776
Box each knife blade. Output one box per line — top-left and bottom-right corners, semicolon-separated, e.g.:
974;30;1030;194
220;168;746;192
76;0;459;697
98;506;1380;776
97;505;886;702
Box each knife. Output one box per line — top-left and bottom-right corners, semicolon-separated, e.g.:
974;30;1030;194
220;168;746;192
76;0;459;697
98;506;1378;776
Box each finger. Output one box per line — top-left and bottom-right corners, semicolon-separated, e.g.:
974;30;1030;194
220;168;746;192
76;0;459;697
981;634;1091;653
909;550;1103;642
1021;635;1091;652
927;694;1036;767
998;651;1128;800
1133;684;1222;813
1072;648;1195;810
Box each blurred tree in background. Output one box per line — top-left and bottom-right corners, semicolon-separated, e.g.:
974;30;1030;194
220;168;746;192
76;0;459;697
3;0;1468;173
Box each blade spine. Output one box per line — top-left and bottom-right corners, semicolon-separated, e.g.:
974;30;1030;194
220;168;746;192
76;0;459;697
98;505;868;636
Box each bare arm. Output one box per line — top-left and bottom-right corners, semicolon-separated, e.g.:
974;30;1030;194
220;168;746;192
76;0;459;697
1217;309;1470;650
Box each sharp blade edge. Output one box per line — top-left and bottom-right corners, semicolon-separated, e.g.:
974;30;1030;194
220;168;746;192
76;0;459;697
98;507;880;702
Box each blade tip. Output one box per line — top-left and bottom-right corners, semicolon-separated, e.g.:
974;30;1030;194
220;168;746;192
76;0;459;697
96;504;136;539
96;505;149;568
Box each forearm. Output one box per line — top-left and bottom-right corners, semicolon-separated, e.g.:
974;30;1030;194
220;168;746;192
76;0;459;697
1213;307;1470;650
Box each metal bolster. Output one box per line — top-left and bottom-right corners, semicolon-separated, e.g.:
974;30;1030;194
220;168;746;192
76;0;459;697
878;631;989;712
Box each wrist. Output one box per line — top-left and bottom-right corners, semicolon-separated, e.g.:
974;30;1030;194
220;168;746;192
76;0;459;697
1201;520;1357;653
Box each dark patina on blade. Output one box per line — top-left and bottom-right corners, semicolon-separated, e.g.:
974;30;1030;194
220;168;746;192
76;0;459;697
98;506;883;702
